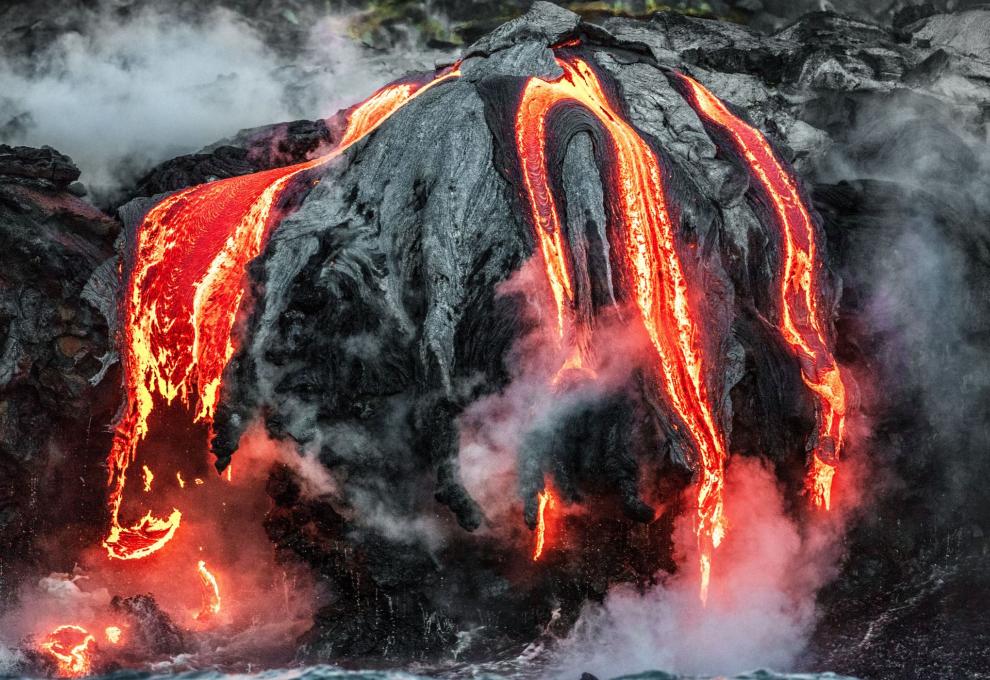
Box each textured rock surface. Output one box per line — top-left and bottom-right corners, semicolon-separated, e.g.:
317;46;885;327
2;2;989;677
178;3;989;673
0;146;120;600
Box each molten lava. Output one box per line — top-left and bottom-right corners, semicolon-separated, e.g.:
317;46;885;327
673;73;847;510
40;625;95;677
196;560;221;619
104;626;122;645
532;489;556;560
103;64;461;560
516;53;729;599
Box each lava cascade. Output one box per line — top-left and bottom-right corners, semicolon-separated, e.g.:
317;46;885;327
103;65;460;561
673;73;847;510
532;489;555;560
515;53;730;599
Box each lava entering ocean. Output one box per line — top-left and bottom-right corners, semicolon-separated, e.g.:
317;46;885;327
515;52;731;600
39;626;96;678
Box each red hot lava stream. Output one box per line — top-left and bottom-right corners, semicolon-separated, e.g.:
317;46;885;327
673;73;847;510
515;54;729;600
196;560;222;620
103;65;460;561
532;489;555;561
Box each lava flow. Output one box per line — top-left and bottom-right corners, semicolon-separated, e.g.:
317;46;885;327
673;73;847;510
39;625;96;678
196;560;222;620
532;489;556;560
515;53;730;599
103;64;460;560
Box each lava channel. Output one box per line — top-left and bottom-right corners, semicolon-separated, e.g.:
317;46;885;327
103;64;461;560
672;72;847;511
515;53;730;600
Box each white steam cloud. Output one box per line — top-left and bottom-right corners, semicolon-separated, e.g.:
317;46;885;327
554;457;846;677
0;4;449;198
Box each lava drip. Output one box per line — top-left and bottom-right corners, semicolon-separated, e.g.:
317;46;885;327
196;560;221;620
103;64;461;561
515;53;730;599
532;489;555;561
672;72;847;510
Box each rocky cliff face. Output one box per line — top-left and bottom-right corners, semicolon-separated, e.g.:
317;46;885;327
0;146;119;597
2;3;989;678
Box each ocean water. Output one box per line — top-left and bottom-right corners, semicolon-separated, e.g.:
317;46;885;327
0;668;859;680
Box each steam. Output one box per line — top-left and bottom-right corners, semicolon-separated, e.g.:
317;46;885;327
815;70;990;524
0;3;449;200
554;457;847;677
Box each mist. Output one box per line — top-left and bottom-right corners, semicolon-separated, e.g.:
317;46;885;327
0;3;448;199
552;456;851;677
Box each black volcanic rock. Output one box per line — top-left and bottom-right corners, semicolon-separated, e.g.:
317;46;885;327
126;119;335;203
0;144;81;189
110;594;187;656
0;148;120;602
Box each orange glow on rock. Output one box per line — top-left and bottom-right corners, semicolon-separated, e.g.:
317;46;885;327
102;65;461;560
141;465;153;493
516;55;729;599
674;73;847;511
39;625;95;677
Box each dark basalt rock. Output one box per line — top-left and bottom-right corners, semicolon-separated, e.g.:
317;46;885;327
0;147;120;602
110;593;186;656
0;144;81;189
126;119;335;204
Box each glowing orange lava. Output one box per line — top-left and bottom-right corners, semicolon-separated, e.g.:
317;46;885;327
516;54;729;599
40;625;95;677
196;560;221;619
103;65;461;560
104;626;122;645
141;465;153;493
674;73;847;510
532;489;556;560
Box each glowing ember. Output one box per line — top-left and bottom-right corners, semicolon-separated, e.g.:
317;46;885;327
40;625;95;677
103;626;122;645
673;73;847;510
516;54;729;599
176;472;185;488
196;560;221;619
102;64;461;560
141;465;153;493
532;489;556;560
